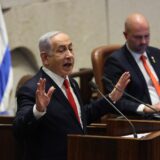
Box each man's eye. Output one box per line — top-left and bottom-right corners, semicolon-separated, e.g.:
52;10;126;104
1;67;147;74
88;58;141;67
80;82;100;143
134;36;141;39
145;35;149;39
58;48;65;52
69;48;73;52
134;35;149;40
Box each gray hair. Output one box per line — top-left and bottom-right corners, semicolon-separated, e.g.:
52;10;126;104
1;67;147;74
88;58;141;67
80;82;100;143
38;31;62;55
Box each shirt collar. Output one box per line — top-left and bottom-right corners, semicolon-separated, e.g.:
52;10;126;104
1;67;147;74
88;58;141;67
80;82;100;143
42;66;69;88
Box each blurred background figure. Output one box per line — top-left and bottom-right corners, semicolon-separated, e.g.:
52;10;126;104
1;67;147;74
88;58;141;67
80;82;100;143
104;13;160;118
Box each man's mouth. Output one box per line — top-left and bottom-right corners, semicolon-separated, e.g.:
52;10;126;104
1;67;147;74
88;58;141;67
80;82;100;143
63;62;72;67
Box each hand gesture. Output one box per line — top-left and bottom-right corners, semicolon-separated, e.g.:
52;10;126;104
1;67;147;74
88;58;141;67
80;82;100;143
144;102;160;113
109;72;130;102
36;78;55;112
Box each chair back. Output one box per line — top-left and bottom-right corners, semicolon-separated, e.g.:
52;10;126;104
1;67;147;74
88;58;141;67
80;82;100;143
91;44;121;97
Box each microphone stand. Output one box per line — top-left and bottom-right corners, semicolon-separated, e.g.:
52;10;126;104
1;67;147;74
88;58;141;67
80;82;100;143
89;81;137;138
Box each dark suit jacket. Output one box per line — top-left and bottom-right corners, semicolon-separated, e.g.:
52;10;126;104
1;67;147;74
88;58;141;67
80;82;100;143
103;45;160;116
13;68;112;160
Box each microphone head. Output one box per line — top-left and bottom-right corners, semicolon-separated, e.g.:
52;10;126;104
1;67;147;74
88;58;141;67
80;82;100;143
89;81;98;90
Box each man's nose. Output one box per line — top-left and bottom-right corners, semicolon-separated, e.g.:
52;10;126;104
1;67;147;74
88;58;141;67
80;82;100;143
65;49;73;56
141;36;148;44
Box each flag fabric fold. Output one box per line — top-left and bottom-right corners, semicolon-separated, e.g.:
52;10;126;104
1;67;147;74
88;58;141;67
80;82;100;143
0;4;13;115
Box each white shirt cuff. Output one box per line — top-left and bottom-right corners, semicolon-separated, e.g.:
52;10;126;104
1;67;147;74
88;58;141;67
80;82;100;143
137;104;146;113
33;104;46;119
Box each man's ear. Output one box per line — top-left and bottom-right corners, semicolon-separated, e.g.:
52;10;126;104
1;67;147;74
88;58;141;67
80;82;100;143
123;31;127;39
40;52;49;65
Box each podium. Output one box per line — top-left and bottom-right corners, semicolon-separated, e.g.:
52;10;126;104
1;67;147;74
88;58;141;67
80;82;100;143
0;116;13;160
1;116;160;160
67;119;160;160
0;116;22;160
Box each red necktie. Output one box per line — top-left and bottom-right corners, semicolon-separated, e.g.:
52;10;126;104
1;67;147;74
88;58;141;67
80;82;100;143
63;79;80;122
140;55;160;96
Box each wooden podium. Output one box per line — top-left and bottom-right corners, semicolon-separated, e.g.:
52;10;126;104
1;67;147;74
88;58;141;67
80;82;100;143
1;116;160;160
67;119;160;160
0;116;22;160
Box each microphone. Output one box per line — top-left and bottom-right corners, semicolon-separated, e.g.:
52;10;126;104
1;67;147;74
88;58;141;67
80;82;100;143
102;76;159;113
89;81;137;138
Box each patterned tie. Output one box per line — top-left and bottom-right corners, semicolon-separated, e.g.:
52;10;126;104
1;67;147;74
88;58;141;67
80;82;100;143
63;79;80;122
140;55;160;96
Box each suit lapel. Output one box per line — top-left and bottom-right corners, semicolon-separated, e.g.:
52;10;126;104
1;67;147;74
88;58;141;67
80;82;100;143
146;50;160;82
69;78;86;126
124;46;150;98
124;47;147;82
69;78;85;127
69;78;83;107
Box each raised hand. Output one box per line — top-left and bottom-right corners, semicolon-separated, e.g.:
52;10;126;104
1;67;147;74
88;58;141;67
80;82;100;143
109;72;130;102
36;78;55;112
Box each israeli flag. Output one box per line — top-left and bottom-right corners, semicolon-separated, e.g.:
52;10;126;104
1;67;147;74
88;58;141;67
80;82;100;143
0;4;13;115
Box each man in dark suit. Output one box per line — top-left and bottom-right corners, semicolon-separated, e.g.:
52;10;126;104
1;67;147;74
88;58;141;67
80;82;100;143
13;31;130;160
104;13;160;117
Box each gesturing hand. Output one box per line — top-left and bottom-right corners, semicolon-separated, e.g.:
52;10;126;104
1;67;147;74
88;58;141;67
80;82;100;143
144;102;160;113
109;72;131;102
36;78;55;112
